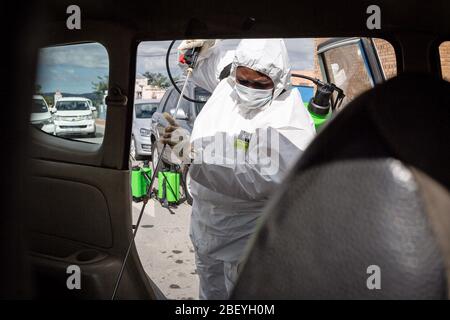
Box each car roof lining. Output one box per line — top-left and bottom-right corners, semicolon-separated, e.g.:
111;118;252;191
39;0;450;38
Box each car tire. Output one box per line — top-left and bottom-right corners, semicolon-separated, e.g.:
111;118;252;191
131;137;145;161
151;142;160;172
182;166;193;206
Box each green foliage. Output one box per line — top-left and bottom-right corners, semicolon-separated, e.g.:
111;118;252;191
91;75;109;106
42;95;54;107
142;72;171;89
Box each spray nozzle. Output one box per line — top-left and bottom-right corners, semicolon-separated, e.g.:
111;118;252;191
308;82;334;116
291;73;345;116
182;47;201;68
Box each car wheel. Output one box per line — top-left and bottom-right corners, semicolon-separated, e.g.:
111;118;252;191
182;166;193;205
151;142;160;172
131;137;145;161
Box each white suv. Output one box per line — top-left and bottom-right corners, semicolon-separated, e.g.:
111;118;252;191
30;95;55;134
53;97;96;137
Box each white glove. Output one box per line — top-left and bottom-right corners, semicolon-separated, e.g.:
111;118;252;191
160;113;192;164
177;39;217;66
177;39;216;51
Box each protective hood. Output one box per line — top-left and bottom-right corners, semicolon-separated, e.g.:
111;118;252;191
230;39;291;99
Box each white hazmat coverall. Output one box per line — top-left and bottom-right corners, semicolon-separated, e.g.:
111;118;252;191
184;39;316;299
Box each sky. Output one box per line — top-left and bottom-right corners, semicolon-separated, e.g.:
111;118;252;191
36;39;315;94
36;43;109;94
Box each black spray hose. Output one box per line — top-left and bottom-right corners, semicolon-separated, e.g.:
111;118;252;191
291;73;345;111
166;40;206;104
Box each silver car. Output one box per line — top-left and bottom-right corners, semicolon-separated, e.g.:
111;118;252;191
131;98;160;160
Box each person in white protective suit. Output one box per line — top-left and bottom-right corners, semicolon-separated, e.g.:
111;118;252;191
161;39;316;300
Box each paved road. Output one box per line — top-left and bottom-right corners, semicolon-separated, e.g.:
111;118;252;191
75;121;105;144
131;191;199;300
129;155;198;300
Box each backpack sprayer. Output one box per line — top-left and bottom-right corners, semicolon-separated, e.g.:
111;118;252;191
291;73;345;130
111;41;202;300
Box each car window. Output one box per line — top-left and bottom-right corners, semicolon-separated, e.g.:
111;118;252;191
157;89;172;113
194;87;211;114
32;98;49;113
135;103;158;118
163;88;191;119
133;38;400;299
321;41;373;106
162;90;176;113
34;42;109;143
56;101;90;111
439;41;450;82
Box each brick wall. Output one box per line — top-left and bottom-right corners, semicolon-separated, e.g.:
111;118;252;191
313;38;374;104
294;38;449;106
305;38;449;107
314;38;328;80
439;41;450;81
313;38;450;83
372;38;397;79
311;38;401;105
290;70;316;86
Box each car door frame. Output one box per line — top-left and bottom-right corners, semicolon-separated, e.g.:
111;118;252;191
27;21;161;300
317;37;389;104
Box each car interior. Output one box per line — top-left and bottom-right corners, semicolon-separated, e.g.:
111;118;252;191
1;0;449;299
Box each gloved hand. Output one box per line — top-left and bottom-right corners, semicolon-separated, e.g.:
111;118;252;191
160;112;192;164
177;39;217;65
178;39;216;51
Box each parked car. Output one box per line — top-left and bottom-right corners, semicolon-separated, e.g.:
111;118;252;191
52;97;97;137
150;80;211;204
30;95;55;134
131;98;160;160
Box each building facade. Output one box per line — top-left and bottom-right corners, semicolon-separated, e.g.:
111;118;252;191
135;74;166;100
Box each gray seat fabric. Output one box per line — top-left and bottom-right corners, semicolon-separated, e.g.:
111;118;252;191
231;74;450;299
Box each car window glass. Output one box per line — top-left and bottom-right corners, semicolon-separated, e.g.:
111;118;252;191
135;103;158;118
322;41;373;106
162;91;176;113
194;87;211;114
163;89;191;119
32;98;49;113
33;42;109;144
133;38;398;299
56;101;90;111
158;90;172;113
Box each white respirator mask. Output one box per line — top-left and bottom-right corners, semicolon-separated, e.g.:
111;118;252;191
234;82;273;110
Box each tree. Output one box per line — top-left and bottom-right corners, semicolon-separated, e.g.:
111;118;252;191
91;75;109;106
35;84;42;94
142;72;171;89
43;95;54;107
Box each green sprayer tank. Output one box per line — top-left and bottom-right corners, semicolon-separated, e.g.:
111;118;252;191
131;165;152;201
304;100;331;131
158;170;180;204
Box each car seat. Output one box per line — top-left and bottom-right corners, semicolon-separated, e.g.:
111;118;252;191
231;74;450;299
